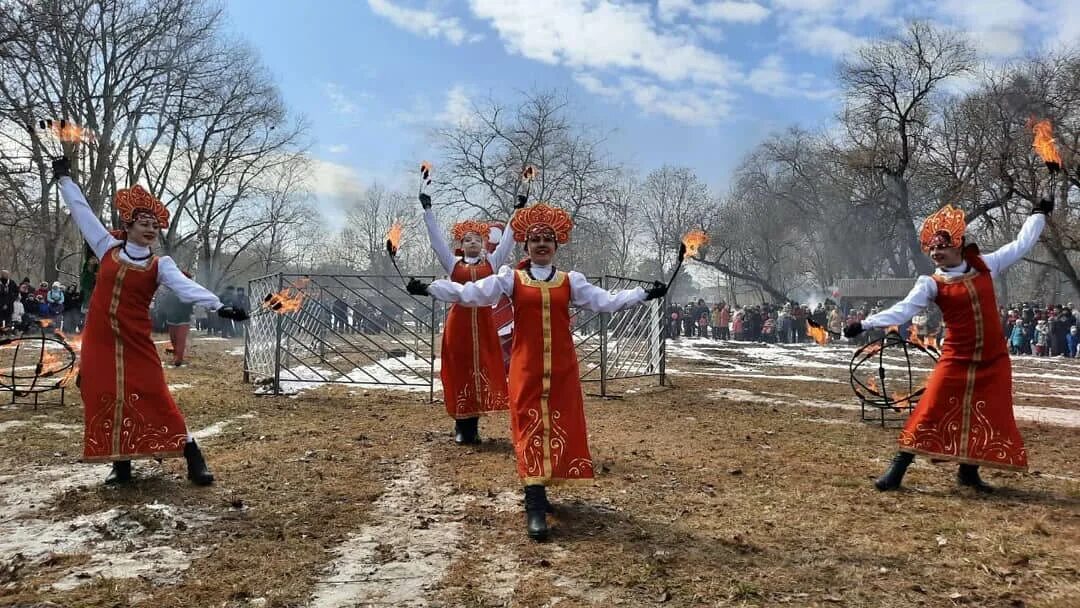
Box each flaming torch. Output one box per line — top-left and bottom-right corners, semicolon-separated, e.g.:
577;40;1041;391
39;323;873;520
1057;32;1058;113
666;230;709;291
262;278;311;314
35;118;95;160
1029;118;1063;175
520;164;538;203
385;222;407;285
419;161;433;196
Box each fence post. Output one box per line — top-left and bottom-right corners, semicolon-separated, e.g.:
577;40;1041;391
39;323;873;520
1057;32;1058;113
273;273;282;396
599;276;609;397
659;296;667;387
429;291;436;404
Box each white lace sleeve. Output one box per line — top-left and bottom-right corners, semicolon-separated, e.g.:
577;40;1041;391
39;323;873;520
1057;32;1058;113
59;177;120;259
568;271;647;312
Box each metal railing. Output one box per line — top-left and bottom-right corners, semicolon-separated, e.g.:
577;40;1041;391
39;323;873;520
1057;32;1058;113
245;273;664;398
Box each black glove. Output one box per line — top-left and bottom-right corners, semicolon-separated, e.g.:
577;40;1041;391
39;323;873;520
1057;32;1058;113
515;195;527;209
51;156;70;181
843;321;864;339
406;278;430;296
644;281;668;301
217;306;249;322
419;192;432;210
1033;197;1054;216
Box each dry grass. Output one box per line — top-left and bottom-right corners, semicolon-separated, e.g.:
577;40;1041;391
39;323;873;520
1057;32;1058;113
0;336;1076;607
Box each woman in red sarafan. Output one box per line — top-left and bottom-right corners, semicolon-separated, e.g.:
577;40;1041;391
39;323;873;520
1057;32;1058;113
52;157;248;485
846;199;1051;492
410;202;667;541
421;192;518;444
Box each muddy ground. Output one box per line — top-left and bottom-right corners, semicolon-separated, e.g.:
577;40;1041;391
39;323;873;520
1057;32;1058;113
0;336;1077;607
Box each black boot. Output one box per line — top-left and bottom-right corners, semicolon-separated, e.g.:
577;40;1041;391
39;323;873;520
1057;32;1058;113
454;417;481;445
104;460;132;484
184;440;215;486
957;464;993;493
874;452;913;491
464;417;481;445
524;484;549;541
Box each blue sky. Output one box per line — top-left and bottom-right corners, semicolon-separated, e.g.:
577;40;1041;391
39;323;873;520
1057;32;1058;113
223;0;1079;213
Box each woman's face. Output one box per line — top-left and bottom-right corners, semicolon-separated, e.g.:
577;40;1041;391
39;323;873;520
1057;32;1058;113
127;216;160;247
460;232;484;257
526;234;557;266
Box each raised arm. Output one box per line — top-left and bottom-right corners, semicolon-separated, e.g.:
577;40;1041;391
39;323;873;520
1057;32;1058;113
861;276;937;329
568;271;647;313
982;213;1046;277
58;176;120;260
423;208;458;274
157;257;223;309
427;265;514;307
488;216;518;270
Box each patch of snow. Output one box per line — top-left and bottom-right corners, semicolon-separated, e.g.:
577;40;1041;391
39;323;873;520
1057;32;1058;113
226;347;245;356
307;455;471;608
0;420;30;433
167;383;192;391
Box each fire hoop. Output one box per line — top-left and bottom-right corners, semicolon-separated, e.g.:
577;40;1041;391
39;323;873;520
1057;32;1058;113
849;330;939;427
0;330;78;409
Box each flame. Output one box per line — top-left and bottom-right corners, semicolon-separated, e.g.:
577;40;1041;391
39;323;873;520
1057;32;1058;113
39;319;52;328
44;119;94;144
386;222;403;256
521;165;537;182
262;278;310;315
885;325;899;335
682;230;709;257
926;334;938;351
38;348;62;375
867;377;879;393
1028;118;1062;168
806;320;828;346
863;342;883;357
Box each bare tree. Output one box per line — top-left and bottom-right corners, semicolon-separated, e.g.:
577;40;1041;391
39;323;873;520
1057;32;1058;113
839;21;976;274
639;165;711;274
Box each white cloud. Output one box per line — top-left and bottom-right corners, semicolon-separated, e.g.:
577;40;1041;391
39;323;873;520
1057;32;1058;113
468;0;741;86
326;144;349;154
769;0;840;12
436;84;474;126
367;0;479;45
789;22;866;56
324;82;360;115
659;1;771;24
935;0;1035;57
746;54;835;99
575;72;733;125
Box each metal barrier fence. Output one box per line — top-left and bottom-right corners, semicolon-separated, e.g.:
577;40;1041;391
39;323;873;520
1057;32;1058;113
245;274;437;399
245;273;664;398
573;276;665;395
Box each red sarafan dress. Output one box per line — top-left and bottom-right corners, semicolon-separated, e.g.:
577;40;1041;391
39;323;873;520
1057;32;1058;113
898;247;1026;470
441;259;510;419
81;248;188;462
509;270;593;484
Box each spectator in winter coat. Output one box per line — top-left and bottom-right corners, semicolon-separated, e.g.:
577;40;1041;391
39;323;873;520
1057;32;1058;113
719;304;730;340
1067;326;1079;358
1034;320;1049;356
11;298;25;332
1009;323;1026;355
1049;311;1070;356
62;285;82;332
46;282;65;323
0;270;18;330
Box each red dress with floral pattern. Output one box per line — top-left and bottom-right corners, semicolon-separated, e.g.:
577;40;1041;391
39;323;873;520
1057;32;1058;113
898;247;1027;470
440;259;510;418
81;248;188;462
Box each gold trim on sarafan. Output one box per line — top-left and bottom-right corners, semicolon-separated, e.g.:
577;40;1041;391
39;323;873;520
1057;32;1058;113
469;264;482;407
959;278;984;459
539;281;554;480
109;263;129;455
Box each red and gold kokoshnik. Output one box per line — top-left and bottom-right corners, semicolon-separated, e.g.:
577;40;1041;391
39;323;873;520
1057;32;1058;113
510;203;573;244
